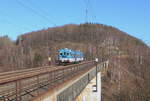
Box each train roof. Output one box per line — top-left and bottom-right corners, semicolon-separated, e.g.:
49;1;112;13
59;48;83;54
59;48;72;52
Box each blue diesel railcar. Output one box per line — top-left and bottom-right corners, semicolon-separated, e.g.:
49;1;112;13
58;48;84;64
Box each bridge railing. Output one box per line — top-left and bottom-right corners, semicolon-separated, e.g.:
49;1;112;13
0;61;94;101
33;60;109;101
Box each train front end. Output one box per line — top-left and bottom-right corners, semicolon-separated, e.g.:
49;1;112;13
58;48;75;64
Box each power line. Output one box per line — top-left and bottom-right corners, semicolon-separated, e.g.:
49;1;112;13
0;18;31;39
24;0;57;26
87;0;97;23
0;10;31;31
82;0;97;23
83;0;90;22
0;7;48;31
16;0;56;26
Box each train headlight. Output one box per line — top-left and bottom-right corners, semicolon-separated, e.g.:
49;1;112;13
95;58;98;63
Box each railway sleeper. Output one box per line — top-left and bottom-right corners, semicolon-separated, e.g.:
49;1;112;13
0;95;14;101
24;90;35;97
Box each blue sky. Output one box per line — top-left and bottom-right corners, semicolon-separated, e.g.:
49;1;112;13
0;0;150;45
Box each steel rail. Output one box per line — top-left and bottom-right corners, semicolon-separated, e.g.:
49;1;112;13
0;61;92;84
0;61;94;101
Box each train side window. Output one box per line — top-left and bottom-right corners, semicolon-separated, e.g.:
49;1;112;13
67;53;69;55
60;53;62;55
71;53;73;57
64;52;66;55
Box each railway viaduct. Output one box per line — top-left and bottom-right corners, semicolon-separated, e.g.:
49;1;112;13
0;61;109;101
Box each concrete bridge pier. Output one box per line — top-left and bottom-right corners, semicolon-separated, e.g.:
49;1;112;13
75;72;101;101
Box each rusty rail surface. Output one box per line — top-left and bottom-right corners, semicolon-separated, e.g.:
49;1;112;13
0;61;94;101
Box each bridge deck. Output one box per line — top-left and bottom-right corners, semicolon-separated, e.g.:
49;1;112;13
32;61;108;101
0;61;94;101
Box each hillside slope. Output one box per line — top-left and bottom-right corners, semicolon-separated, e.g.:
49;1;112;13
0;23;150;100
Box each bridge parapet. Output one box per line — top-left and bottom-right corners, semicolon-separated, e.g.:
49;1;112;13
0;61;93;101
33;61;109;101
0;61;109;101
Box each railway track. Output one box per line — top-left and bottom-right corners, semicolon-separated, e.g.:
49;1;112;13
0;61;94;101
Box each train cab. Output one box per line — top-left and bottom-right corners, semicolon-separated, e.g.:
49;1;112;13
58;48;84;64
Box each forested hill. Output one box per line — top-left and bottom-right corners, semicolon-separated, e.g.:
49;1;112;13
0;23;150;101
